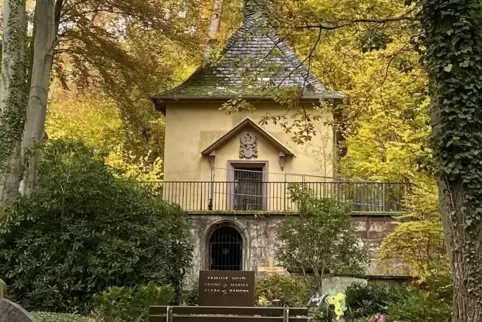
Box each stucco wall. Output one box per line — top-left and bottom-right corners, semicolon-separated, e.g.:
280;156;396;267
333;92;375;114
163;101;335;182
184;214;407;286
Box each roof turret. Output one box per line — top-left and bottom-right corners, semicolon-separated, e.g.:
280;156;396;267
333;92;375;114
151;0;344;112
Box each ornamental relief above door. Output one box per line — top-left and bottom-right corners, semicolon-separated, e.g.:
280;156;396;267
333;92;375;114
239;132;258;159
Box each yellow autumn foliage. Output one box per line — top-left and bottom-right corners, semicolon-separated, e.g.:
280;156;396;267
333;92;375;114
46;93;163;182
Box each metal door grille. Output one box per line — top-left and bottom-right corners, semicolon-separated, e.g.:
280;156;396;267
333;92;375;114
233;168;263;210
209;226;243;271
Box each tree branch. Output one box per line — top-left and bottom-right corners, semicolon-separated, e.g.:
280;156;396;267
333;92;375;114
296;11;418;31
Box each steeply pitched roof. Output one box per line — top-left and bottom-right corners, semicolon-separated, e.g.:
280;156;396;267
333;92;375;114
152;8;344;112
201;117;294;156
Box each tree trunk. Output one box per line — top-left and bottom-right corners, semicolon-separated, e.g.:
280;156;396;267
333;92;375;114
204;0;223;61
422;0;482;320
0;0;28;203
20;0;57;195
436;180;482;321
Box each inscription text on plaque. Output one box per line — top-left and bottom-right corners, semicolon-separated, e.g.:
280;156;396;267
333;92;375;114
199;270;255;306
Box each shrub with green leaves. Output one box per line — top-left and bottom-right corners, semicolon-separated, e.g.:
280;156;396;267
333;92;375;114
311;305;337;322
387;288;451;322
277;184;369;293
94;284;174;322
255;275;310;307
344;282;452;321
345;282;403;318
0;140;192;314
181;281;199;306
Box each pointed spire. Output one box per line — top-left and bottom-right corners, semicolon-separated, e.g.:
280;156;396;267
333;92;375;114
243;0;268;23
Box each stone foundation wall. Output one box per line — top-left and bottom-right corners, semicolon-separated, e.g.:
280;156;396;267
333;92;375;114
184;213;407;286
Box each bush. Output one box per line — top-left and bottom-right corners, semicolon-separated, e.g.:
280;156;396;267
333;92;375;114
345;282;402;318
0;140;192;314
34;312;90;322
387;288;451;322
94;284;174;322
311;305;337;322
255;275;310;307
277;185;368;292
417;262;453;300
181;281;199;306
345;282;452;322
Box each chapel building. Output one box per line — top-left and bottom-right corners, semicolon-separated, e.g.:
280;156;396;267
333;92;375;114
151;0;407;286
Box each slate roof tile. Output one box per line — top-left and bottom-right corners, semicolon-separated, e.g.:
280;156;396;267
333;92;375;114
152;8;345;109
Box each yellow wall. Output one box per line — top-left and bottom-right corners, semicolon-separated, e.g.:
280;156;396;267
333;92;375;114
163;101;335;182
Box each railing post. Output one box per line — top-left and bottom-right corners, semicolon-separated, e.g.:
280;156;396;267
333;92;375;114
379;183;384;212
284;173;287;211
166;306;172;322
283;307;289;322
208;180;213;210
209;167;214;210
200;183;203;211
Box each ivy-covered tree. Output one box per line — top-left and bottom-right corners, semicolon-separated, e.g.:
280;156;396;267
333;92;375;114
276;184;368;293
421;0;482;320
0;0;28;202
0;139;192;313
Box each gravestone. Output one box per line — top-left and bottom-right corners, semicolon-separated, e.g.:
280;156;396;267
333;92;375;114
0;299;36;322
199;270;255;306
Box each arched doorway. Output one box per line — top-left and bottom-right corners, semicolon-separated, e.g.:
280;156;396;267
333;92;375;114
209;226;243;270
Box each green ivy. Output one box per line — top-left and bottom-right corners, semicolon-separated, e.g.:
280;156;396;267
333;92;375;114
0;0;28;178
421;0;482;313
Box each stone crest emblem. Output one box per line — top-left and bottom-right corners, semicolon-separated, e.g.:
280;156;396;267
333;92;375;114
240;132;258;159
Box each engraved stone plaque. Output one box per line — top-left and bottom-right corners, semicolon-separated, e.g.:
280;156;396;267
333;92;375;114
199;270;255;306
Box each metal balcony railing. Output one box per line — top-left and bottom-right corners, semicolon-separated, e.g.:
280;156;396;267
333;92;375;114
145;181;408;213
